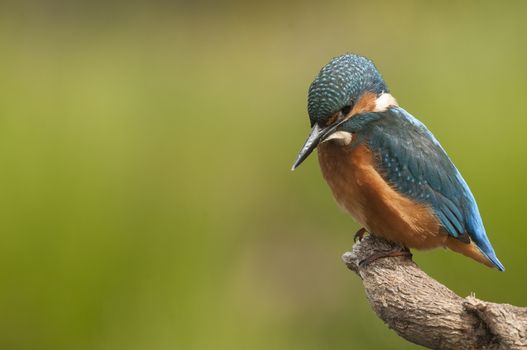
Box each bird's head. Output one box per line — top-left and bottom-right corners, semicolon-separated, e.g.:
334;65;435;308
291;53;396;170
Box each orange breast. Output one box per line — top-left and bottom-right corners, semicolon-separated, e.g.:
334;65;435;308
317;141;446;250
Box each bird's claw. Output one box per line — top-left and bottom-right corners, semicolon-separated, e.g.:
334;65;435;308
354;227;368;242
359;246;412;267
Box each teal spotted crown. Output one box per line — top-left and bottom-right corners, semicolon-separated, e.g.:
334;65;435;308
307;54;388;126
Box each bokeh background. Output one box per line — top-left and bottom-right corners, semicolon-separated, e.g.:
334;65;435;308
1;1;526;349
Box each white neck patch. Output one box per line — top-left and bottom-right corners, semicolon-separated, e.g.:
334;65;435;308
374;93;398;112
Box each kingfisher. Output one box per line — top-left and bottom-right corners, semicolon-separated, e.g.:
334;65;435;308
292;53;504;271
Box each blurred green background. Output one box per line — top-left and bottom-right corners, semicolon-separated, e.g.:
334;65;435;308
0;1;526;349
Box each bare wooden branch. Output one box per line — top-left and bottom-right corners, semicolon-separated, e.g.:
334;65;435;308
342;235;527;350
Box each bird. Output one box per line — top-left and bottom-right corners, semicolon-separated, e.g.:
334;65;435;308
291;53;504;271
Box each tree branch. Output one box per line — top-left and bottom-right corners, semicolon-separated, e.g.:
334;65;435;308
342;235;527;350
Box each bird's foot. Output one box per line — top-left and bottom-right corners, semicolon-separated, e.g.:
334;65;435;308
354;227;368;242
359;246;412;267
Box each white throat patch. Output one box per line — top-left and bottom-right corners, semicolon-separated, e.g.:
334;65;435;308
322;131;353;145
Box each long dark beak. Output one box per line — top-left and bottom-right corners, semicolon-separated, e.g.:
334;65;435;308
291;123;338;171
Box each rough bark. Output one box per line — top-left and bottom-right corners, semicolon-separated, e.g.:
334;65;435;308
342;235;527;350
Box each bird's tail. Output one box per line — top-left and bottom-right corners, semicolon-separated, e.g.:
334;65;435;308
468;220;505;271
474;239;505;271
446;238;504;271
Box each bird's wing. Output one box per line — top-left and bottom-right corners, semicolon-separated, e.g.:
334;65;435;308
364;108;479;243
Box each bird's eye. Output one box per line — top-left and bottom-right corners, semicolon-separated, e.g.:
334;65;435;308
340;104;352;116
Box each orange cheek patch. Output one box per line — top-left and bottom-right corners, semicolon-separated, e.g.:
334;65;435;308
350;92;377;116
325;113;339;126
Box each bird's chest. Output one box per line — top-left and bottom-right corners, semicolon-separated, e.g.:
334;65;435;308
317;141;375;226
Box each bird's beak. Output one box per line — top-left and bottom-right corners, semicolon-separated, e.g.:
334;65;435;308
291;123;339;171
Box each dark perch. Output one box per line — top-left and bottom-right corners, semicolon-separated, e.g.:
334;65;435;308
342;235;527;350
